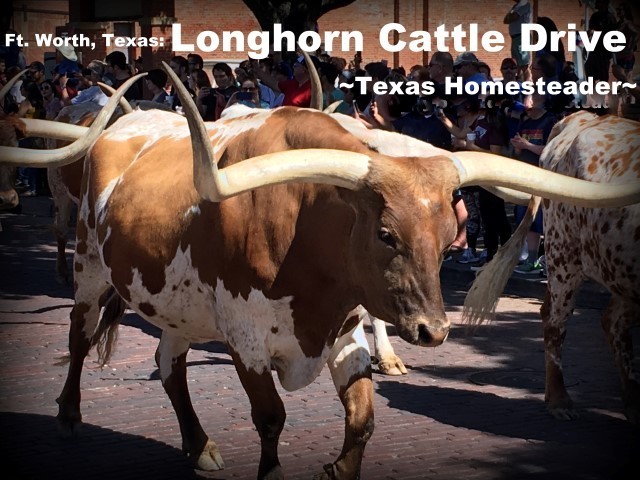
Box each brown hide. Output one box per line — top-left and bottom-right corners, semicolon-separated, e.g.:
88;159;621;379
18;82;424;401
88;107;457;350
0;118;26;210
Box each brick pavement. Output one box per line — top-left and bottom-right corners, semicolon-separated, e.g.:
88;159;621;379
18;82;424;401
0;197;638;480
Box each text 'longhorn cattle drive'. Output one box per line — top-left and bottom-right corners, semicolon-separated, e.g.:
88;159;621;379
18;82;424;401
1;62;640;479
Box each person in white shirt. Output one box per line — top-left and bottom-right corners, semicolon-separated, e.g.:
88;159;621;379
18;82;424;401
70;60;109;107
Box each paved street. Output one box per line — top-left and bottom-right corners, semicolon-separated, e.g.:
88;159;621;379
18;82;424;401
0;196;638;480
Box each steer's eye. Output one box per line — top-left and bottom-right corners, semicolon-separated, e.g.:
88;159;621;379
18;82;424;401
378;228;397;249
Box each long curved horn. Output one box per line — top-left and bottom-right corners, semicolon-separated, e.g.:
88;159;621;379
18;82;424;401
484;186;532;206
451;151;640;207
162;61;370;202
98;82;134;113
324;100;343;114
17;119;89;141
302;50;323;111
0;69;28;101
0;73;147;167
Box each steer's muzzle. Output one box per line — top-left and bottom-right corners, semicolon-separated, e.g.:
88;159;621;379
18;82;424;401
396;317;450;347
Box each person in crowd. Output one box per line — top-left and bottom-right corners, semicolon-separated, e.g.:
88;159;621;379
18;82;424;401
68;60;109;107
260;54;318;108
189;68;216;120
330;56;347;73
187;53;204;74
461;97;512;266
145;68;168;104
426;51;468;253
39;79;64;119
504;0;532;82
531;53;573;114
167;55;192;110
27;61;46;86
613;2;639;82
437;94;484;264
453;52;488;89
105;50;141;101
477;62;493;81
498;57;525;104
534;17;566;78
224;75;269;111
4;66;24;113
393;93;452;150
510;90;560;274
236;60;279;108
16;80;46;197
55;45;81;78
584;0;617;109
317;62;349;113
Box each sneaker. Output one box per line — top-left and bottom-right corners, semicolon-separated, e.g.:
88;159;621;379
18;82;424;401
21;190;36;197
537;255;547;277
519;241;529;263
514;260;543;274
458;248;479;264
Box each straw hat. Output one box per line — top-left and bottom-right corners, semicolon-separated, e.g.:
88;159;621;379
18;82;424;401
56;45;78;62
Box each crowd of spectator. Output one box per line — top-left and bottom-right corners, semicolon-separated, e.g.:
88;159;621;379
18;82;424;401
1;0;638;275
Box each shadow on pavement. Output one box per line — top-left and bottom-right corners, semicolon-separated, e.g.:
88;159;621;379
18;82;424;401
0;412;215;480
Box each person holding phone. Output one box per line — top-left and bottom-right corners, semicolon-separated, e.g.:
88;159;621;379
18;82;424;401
224;77;269;111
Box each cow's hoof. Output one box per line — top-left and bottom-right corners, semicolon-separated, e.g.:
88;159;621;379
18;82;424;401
548;405;579;420
195;440;225;471
56;415;82;437
377;356;408;376
312;463;337;480
263;465;284;479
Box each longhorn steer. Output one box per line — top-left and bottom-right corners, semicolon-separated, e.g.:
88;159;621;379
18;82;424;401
541;112;640;424
2;70;640;478
464;111;640;425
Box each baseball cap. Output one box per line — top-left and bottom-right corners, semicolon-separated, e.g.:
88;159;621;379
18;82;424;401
453;52;479;66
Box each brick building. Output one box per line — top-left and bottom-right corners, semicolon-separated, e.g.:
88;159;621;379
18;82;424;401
8;0;638;82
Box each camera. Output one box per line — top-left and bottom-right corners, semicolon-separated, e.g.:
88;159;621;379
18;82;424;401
237;92;253;101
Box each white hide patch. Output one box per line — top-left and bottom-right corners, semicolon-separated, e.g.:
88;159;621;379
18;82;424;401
420;198;432;209
107;243;330;392
96;177;119;225
331;113;450;158
212;281;330;392
327;321;371;393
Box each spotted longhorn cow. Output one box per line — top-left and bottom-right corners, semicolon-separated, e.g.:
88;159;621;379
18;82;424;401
2;69;639;479
464;111;640;426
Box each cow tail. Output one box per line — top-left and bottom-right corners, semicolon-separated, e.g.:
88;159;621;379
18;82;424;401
92;288;126;367
462;196;542;329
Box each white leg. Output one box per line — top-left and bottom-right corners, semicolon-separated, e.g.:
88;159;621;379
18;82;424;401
369;312;407;375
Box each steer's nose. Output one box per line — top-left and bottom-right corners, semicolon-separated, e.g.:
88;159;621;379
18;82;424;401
417;323;450;347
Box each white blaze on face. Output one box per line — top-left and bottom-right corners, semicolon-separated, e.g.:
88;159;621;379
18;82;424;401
420;198;432;209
